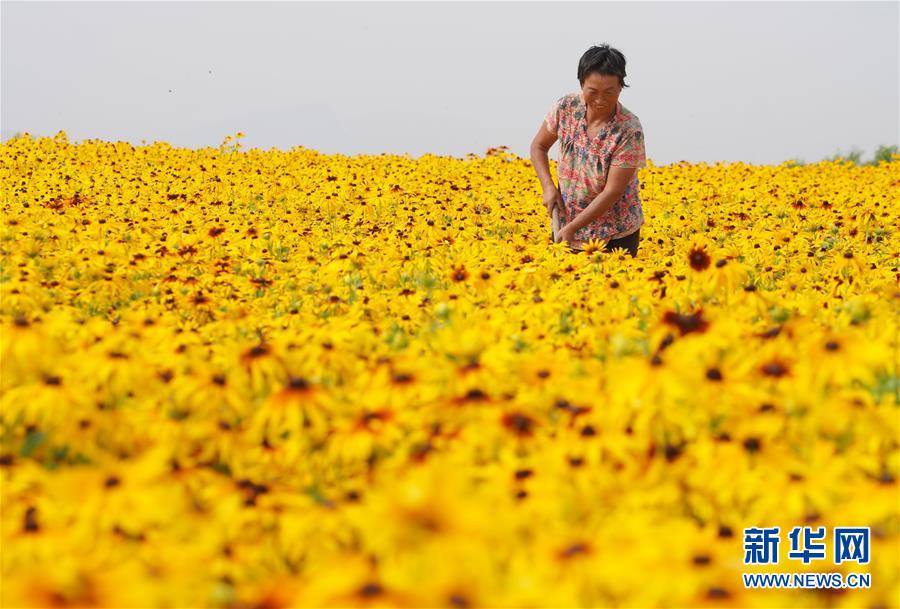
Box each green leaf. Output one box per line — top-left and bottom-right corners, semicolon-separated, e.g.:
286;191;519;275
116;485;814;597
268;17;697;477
20;429;45;457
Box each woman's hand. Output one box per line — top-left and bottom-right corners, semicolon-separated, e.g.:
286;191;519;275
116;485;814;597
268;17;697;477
542;187;563;217
555;222;578;246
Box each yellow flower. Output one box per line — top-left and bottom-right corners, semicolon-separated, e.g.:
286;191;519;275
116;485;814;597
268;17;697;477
581;238;605;255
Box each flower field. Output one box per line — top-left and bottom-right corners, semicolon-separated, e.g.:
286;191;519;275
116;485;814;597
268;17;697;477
1;132;898;608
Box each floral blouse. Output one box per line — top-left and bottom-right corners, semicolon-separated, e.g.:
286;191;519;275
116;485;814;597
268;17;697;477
544;92;647;243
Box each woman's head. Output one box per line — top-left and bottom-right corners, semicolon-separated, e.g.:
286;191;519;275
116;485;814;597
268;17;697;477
578;44;629;112
578;44;629;88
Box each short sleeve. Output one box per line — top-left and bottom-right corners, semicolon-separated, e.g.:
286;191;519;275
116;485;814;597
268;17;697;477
610;128;647;169
543;96;565;136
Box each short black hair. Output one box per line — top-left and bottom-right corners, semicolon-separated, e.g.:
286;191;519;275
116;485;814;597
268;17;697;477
578;44;629;89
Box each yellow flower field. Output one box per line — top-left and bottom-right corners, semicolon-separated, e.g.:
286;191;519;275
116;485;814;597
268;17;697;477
1;131;898;608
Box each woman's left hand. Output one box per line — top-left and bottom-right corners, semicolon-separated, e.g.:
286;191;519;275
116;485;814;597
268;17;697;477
555;223;577;245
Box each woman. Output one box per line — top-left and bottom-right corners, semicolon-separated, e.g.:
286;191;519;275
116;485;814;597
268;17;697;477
530;44;647;257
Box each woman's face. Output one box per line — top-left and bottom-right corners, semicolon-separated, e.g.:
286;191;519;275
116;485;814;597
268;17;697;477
581;73;622;115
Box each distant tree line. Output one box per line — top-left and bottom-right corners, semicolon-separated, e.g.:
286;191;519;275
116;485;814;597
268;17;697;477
789;144;899;166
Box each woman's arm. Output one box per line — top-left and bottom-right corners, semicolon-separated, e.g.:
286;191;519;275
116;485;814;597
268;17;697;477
530;122;559;192
563;166;637;233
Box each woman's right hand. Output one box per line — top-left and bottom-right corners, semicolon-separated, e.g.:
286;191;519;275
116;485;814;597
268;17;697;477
543;188;563;217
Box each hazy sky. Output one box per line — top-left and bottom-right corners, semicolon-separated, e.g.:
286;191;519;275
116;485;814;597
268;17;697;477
2;1;898;165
